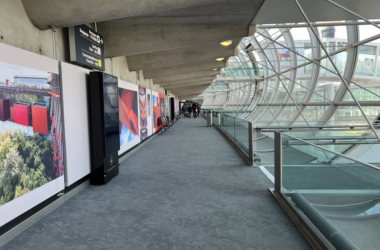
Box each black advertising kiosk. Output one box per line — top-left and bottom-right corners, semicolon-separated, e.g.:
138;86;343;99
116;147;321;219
170;97;175;121
88;72;120;184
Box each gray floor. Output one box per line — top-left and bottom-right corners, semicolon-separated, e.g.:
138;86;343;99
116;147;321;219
1;117;310;250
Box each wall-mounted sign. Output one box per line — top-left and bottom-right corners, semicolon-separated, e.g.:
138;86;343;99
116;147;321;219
69;24;105;71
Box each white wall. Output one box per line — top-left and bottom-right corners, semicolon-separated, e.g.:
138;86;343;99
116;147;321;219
61;62;91;186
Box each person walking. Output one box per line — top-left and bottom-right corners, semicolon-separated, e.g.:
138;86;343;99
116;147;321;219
182;103;188;117
192;103;197;118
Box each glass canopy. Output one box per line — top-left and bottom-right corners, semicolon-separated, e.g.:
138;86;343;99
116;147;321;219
200;21;380;131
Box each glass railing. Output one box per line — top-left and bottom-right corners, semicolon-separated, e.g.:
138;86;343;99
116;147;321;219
254;126;380;165
276;132;380;250
214;113;252;161
253;130;274;166
207;114;380;248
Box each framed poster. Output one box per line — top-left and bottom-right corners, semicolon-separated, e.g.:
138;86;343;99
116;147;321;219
0;43;64;227
118;80;140;155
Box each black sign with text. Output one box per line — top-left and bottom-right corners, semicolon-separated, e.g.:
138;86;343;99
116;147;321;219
69;24;105;71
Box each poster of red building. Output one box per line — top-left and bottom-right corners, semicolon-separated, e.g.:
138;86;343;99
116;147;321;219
0;42;64;227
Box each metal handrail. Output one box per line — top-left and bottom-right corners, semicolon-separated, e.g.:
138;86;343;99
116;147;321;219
282;132;380;172
223;113;250;123
257;125;380;130
288;136;378;140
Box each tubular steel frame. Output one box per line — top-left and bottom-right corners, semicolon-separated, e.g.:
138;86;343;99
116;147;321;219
201;2;380;141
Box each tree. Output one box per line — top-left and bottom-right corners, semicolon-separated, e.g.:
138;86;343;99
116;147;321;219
0;147;25;204
0;130;54;206
0;130;14;171
0;147;25;186
12;131;54;177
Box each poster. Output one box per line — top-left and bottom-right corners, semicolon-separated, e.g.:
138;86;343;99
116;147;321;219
118;80;140;155
165;96;170;118
152;91;160;132
139;86;148;140
145;88;153;137
159;93;166;121
0;43;64;227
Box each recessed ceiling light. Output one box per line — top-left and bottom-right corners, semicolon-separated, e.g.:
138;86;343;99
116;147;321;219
213;68;217;70
216;58;224;61
220;40;232;46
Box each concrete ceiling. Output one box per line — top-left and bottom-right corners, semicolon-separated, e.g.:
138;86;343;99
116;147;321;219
159;77;216;87
161;80;214;88
126;39;240;71
21;0;225;29
21;0;265;99
165;82;213;89
143;61;226;79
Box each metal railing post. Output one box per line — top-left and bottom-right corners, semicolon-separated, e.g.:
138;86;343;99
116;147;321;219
274;131;282;193
249;122;254;165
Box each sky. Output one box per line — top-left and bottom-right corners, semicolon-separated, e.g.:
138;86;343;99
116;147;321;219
0;61;49;82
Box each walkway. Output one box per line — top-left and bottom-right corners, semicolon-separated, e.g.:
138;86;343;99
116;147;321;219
1;117;310;250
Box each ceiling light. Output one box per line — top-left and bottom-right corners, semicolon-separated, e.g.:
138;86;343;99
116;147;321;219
216;58;224;61
213;68;217;70
220;40;232;46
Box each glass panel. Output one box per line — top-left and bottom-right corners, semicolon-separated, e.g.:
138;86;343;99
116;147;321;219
281;133;380;250
328;106;379;126
254;130;274;166
355;46;376;76
234;118;250;156
293;106;330;126
216;115;250;157
359;20;380;43
256;106;280;126
273;78;290;103
249;106;266;123
273;106;298;126
317;25;348;53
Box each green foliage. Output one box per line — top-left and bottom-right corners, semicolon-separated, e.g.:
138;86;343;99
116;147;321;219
0;130;15;171
12;131;54;175
14;185;30;199
0;130;54;206
16;93;43;105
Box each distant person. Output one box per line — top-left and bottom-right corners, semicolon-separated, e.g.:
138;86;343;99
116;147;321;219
192;103;197;118
182;103;187;113
182;104;188;117
189;108;193;118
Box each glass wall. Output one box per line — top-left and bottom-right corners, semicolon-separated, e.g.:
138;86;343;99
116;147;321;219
200;21;380;131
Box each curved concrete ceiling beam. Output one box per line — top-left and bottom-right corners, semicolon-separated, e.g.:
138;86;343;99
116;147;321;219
172;87;210;97
172;84;211;91
98;0;264;57
153;70;218;84
21;0;225;30
173;88;209;96
166;81;212;89
127;39;240;71
178;94;202;99
144;61;226;79
159;77;216;86
101;23;250;57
